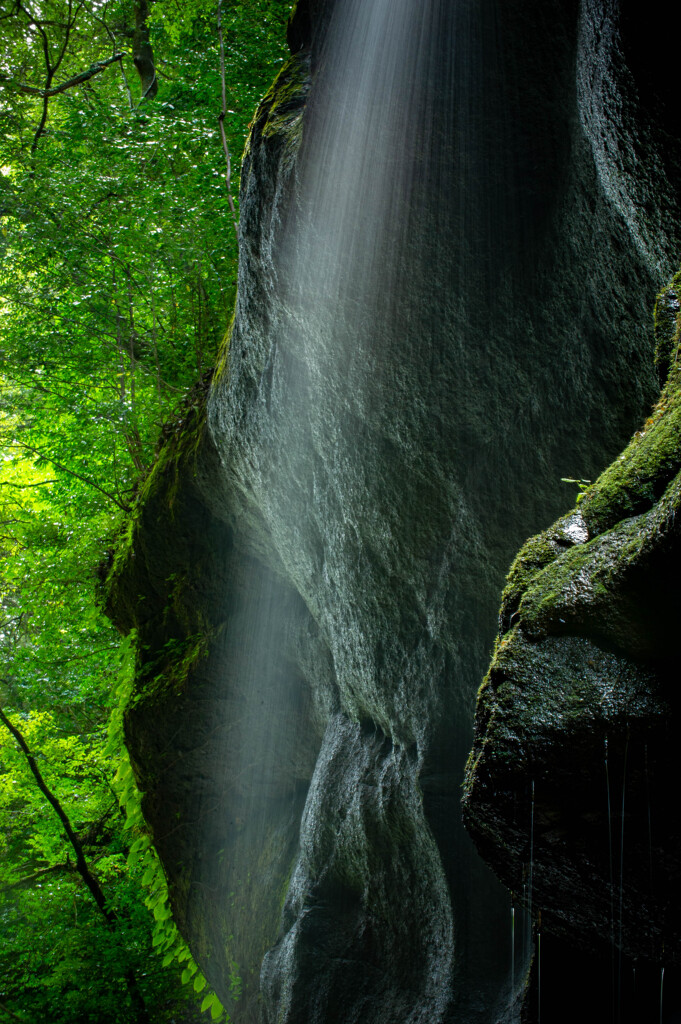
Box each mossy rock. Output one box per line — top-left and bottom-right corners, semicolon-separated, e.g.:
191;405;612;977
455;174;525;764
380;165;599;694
463;274;681;975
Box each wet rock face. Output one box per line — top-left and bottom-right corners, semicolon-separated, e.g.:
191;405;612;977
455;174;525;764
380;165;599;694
463;278;681;1014
260;715;454;1024
105;1;681;1021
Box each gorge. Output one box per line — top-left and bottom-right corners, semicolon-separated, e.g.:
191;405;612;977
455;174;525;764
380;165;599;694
103;0;681;1020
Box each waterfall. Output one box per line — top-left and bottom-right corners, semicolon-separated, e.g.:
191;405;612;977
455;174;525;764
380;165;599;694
200;0;675;1017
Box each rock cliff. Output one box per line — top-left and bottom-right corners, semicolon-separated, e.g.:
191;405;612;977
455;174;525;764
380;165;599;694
104;0;681;1020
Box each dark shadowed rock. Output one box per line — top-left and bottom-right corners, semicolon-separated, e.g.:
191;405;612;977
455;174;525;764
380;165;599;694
463;273;681;1021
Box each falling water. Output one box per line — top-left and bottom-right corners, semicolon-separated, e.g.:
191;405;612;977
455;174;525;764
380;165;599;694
660;966;665;1024
206;0;638;1017
645;744;654;907
216;0;520;751
511;900;515;998
221;0;520;1017
522;875;532;973
617;733;630;1023
537;911;542;1024
529;779;535;924
605;735;616;1020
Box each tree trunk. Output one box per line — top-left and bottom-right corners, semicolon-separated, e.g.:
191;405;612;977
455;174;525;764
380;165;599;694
133;0;157;101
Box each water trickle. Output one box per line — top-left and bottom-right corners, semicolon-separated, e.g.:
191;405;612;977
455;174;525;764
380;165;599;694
645;744;654;907
529;779;535;924
660;965;665;1024
522;877;530;969
617;731;630;1024
510;898;515;999
605;735;616;1021
537;910;542;1024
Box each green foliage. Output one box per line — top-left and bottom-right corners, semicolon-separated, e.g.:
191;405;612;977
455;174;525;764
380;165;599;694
0;699;194;1023
560;477;592;502
107;634;231;1021
0;0;291;1018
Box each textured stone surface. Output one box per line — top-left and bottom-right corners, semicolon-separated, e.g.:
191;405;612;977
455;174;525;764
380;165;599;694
104;1;681;1020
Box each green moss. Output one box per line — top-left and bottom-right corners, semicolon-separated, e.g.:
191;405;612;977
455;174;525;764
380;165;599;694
499;507;593;632
467;273;681;726
500;533;559;629
578;398;681;535
243;51;309;161
138;389;209;516
259;53;309;141
212;311;235;389
493;271;681;648
100;375;220;713
653;271;681;387
102;381;210;597
577;277;681;537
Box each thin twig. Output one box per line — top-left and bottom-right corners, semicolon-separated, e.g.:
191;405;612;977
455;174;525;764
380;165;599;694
84;1;134;107
7;440;130;511
0;479;58;488
3;861;74;890
16;0;54;155
52;0;76;79
1;53;125;97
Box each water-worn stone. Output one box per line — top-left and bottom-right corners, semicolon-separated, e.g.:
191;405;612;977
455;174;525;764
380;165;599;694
104;1;681;1020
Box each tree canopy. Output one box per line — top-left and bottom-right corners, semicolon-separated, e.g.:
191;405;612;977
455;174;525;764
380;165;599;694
0;1;292;1019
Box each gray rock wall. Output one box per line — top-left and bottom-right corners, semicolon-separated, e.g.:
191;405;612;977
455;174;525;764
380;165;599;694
105;1;681;1020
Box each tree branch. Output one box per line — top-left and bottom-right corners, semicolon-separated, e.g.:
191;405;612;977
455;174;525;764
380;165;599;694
7;440;131;511
3;861;74;891
0;706;151;1023
0;53;125;98
217;0;239;238
0;705;116;925
0;479;58;488
132;0;157;101
51;0;77;80
0;999;26;1021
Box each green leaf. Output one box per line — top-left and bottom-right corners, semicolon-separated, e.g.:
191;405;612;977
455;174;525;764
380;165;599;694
141;865;155;885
